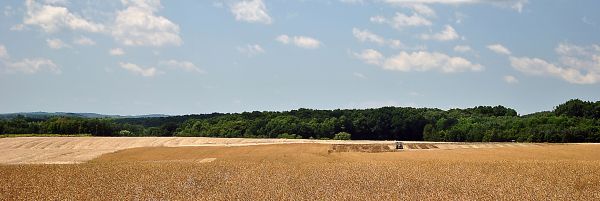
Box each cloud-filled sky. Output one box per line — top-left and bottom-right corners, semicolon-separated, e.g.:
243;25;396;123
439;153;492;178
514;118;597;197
0;0;599;115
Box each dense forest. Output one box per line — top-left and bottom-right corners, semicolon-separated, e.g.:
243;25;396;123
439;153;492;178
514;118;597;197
1;99;599;142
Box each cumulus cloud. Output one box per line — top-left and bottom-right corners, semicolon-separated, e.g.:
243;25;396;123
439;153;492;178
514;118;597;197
275;35;290;44
46;38;69;49
353;28;406;49
355;49;483;73
23;0;182;47
276;35;321;49
4;58;60;74
509;43;600;84
487;43;511;55
454;45;472;53
353;28;385;45
0;44;60;74
404;3;436;17
23;0;105;33
73;36;95;46
112;0;182;47
119;62;158;77
293;36;321;49
503;75;519;84
354;49;384;65
159;60;204;73
109;48;125;56
237;44;265;57
371;12;432;30
383;51;483;73
230;0;272;24
420;25;459;41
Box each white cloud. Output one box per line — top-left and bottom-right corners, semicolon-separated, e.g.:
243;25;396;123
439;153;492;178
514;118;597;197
24;0;105;33
421;25;459;41
109;48;125;56
159;60;204;73
371;12;432;30
112;0;182;47
370;16;386;24
46;38;69;49
294;36;321;49
0;44;60;74
405;4;436;17
237;44;265;57
230;0;272;24
383;51;483;73
509;43;600;84
555;43;600;71
119;62;158;77
509;56;596;84
509;57;599;85
275;35;290;44
121;0;162;12
354;49;384;65
510;57;558;76
454;45;472;53
506;0;527;12
503;75;519;84
73;36;95;46
355;49;483;73
352;28;385;45
389;39;405;49
23;0;182;47
276;35;321;49
487;43;511;55
4;58;60;74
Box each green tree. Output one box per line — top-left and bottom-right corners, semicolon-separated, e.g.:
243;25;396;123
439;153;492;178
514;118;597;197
333;132;351;140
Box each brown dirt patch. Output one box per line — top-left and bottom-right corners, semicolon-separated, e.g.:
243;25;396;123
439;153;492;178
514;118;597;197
329;143;395;153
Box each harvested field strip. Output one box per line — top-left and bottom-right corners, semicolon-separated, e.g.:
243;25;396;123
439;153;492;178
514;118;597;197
0;137;558;164
402;143;439;150
0;137;391;164
329;144;395;153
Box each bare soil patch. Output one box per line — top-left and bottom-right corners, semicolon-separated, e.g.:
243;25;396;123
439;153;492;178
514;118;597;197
329;143;395;153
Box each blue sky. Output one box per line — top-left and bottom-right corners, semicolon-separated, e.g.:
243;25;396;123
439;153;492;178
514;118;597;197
1;0;599;115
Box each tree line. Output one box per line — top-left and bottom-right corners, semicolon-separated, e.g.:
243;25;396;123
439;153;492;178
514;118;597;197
1;99;599;142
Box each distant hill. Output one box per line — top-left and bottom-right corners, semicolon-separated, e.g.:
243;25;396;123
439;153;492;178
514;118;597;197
0;112;170;120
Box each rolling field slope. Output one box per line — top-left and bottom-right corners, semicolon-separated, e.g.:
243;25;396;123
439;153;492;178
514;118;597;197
1;139;599;200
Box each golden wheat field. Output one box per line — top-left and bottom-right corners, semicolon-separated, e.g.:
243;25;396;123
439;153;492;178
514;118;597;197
1;140;600;200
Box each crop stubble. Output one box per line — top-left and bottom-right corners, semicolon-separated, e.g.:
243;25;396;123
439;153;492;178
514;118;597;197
1;143;600;200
